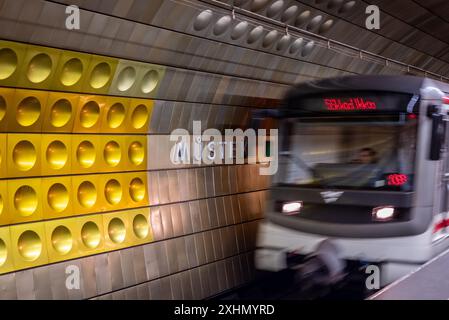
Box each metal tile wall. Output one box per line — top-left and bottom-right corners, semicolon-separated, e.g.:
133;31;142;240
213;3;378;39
50;0;449;78
1;0;442;300
0;188;265;299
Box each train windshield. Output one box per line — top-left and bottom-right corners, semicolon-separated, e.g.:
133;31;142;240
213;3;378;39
277;115;417;191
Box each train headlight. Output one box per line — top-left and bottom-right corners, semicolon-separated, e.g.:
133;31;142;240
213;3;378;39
372;206;395;221
282;201;303;215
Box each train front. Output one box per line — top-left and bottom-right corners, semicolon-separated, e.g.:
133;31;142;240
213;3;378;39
255;76;447;288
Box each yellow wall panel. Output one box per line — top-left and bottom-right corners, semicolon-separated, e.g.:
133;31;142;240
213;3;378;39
109;60;143;97
0;180;10;226
0;40;27;87
42;176;73;220
0;226;14;274
73;95;105;133
124;135;148;172
7;134;42;178
98;173;126;212
44;218;79;263
71;174;100;216
74;214;105;256
17;45;61;90
42;92;78;133
127;207;153;246
126;98;153;133
10;222;49;271
99;135;125;172
52;51;92;92
82;55;118;95
8;178;43;224
7;89;48;132
124;172;149;207
0;134;7;178
71;135;101;174
100;97;129;133
133;64;166;99
102;211;131;251
0;88;15;132
41;134;72;176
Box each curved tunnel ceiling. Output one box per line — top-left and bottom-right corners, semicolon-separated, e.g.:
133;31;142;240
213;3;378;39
0;0;448;300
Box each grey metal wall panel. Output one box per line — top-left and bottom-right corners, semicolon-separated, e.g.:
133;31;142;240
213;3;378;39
150;207;164;241
0;273;17;300
189;201;202;233
215;197;227;227
175;237;189;272
211;230;224;260
170;273;183;300
189;268;204;299
143;243;161;281
170;204;183;238
180;203;194;235
206;198;219;229
132;246;148;284
161;206;175;239
184;234;199;268
16;270;35;300
194;233;207;266
154;241;170;277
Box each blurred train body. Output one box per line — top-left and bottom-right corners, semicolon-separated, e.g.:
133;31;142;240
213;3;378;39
256;75;449;286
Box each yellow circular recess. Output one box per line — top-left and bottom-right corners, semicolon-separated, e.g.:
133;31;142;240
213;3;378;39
108;218;126;244
133;214;149;239
81;221;101;249
117;66;136;92
47;183;69;213
14;185;38;217
106;103;125;128
104;141;121;167
0;48;18;80
105;179;122;205
141;70;159;94
60;58;83;86
0;238;6;266
0;95;6;122
51;226;73;255
13;140;37;171
77;181;97;208
76;140;96;168
17;96;41;127
128;141;145;166
50;99;72;128
46;140;68;169
89;62;111;89
27;53;52;84
131;104;149;129
80;101;100;128
17;230;42;261
129;178;145;202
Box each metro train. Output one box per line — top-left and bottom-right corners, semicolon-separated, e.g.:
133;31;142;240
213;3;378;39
255;75;449;288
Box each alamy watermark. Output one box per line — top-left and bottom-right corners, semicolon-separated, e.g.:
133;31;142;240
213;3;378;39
65;265;80;290
65;5;80;30
365;264;380;290
170;121;278;175
365;5;380;30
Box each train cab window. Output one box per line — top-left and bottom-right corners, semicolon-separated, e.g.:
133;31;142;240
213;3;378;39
276;116;417;191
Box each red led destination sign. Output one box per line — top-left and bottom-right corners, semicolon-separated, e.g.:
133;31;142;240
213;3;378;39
288;91;416;116
324;98;377;111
